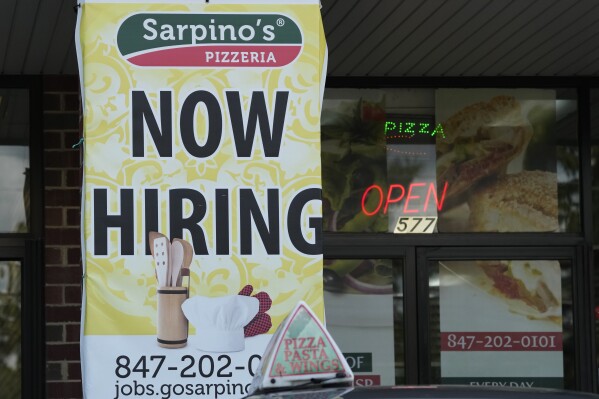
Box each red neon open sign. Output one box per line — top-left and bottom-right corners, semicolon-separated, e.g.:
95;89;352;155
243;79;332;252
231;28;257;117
361;181;448;216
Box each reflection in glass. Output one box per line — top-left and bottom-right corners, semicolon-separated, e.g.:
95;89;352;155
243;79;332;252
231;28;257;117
321;97;388;233
428;259;573;389
323;258;404;385
592;91;599;244
554;91;580;233
0;89;30;233
321;88;580;233
0;147;29;233
590;90;599;386
0;261;21;398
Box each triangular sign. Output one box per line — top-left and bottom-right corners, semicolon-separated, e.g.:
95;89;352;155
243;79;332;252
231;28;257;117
253;301;354;391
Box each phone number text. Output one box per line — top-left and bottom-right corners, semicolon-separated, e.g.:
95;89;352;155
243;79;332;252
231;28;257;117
440;332;562;351
115;354;262;379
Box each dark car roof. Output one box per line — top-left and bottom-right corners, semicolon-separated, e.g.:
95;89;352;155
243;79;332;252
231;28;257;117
341;386;599;399
247;385;599;399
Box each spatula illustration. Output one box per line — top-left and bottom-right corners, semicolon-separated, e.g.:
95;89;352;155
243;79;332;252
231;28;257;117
153;236;170;287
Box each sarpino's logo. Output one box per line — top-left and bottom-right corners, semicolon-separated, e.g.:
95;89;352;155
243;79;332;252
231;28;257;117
117;13;303;67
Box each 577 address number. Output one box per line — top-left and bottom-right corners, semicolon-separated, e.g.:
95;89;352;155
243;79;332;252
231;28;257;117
394;217;437;234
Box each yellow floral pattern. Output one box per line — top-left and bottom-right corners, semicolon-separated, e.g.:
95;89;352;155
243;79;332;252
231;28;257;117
80;2;326;335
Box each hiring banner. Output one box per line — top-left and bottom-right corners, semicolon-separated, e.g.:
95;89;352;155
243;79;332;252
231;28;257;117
76;1;327;398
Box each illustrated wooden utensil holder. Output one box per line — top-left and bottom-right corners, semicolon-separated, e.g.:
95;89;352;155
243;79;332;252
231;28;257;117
157;286;188;348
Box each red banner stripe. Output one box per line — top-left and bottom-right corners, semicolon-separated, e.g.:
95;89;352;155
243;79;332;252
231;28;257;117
354;375;381;386
127;45;302;67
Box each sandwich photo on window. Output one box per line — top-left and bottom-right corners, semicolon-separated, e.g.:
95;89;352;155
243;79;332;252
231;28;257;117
434;89;558;233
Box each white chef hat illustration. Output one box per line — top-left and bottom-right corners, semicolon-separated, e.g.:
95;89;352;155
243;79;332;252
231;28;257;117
181;295;259;352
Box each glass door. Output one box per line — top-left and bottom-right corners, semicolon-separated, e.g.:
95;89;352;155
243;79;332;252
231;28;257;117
417;246;582;390
323;255;405;386
0;79;44;398
0;242;45;399
0;257;22;398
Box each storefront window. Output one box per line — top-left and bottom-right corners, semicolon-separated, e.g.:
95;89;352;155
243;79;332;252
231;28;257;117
590;89;599;387
0;89;30;233
321;88;580;234
0;85;36;397
428;259;574;389
0;260;21;398
592;90;599;244
323;258;404;385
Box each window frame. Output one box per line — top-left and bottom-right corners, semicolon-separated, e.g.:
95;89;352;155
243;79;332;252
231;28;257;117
0;76;44;398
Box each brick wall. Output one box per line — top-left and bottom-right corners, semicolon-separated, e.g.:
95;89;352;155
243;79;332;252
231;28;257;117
43;75;84;398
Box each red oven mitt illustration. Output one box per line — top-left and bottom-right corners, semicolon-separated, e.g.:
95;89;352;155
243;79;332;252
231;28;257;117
238;285;272;337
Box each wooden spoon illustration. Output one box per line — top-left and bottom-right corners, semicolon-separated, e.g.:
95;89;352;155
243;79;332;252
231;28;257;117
173;238;193;287
170;240;184;287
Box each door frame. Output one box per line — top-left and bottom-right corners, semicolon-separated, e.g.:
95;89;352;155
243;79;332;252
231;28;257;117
415;245;593;391
0;76;45;398
0;240;44;398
